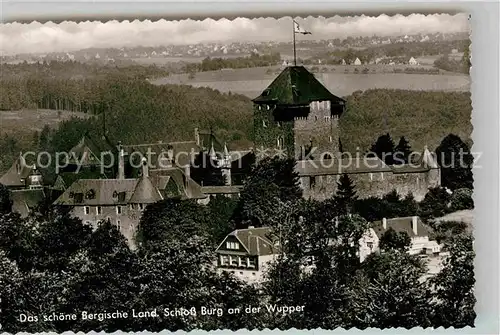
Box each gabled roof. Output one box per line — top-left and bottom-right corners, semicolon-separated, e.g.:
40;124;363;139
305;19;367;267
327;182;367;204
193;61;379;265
216;227;279;256
67;135;105;166
11;189;45;217
0;154;34;188
150;168;207;200
54;179;139;206
54;169;108;191
123;141;200;168
252;66;345;106
129;176;163;204
371;216;430;238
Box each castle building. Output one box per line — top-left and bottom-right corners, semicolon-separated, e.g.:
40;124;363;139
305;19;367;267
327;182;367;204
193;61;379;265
253;65;440;201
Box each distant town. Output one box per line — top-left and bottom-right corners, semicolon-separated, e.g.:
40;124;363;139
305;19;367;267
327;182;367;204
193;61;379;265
1;31;469;66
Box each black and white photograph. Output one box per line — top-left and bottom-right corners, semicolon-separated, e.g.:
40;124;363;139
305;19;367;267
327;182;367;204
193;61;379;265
0;12;475;332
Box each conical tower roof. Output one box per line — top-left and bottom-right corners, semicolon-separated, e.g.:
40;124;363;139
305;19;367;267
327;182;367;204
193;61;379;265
252;66;345;106
129;176;163;204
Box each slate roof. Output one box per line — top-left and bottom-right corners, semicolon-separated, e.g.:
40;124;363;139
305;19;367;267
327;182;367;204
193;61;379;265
129;176;163;204
371;216;430;238
253;66;346;106
54;169;108;191
295;157;391;176
150;168;207;200
0;154;34;188
11;189;45;217
123;141;200;168
201;185;244;194
217;227;279;256
67;135;106;166
54;179;140;206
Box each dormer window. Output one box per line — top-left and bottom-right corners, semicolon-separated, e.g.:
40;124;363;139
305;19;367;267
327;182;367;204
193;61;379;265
226;241;239;250
262;89;270;97
266;105;271;111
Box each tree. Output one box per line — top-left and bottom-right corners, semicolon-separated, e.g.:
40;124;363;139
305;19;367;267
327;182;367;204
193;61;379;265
0;183;13;214
419;187;452;219
206;195;238;245
368;133;395;165
430;233;475;327
233;157;302;227
348;251;432;329
379;227;411;251
136;199;209;250
435;134;474;190
450;188;474;211
334;174;358;214
394;136;412;164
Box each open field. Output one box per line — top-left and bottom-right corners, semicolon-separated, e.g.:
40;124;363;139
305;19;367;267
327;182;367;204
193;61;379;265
131;53;251;65
0;109;92;135
152;66;470;98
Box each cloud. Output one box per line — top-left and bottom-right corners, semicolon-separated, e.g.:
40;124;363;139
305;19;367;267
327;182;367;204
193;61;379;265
0;14;469;55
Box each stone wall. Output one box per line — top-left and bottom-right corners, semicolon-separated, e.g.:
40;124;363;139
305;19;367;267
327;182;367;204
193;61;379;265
71;204;141;248
253;105;295;159
293;100;340;160
300;170;435;202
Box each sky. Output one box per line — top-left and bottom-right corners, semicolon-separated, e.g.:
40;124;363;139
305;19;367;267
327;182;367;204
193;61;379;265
0;14;469;55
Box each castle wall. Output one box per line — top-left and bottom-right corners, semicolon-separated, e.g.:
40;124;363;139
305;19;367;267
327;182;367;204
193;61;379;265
293;100;340;160
253;105;295;159
70;205;142;248
300;170;433;202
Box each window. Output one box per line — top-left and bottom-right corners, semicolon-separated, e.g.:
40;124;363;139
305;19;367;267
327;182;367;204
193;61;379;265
277;136;284;148
74;193;84;203
239;272;244;275
252;272;256;276
380;172;384;180
96;206;102;215
220;255;229;266
226;241;239;250
84;220;91;225
262;120;267;128
229;256;238;267
367;242;374;251
139;203;144;211
369;173;373;181
310;176;316;188
116;220;121;229
329;135;333;142
116;206;122;214
84;206;90;215
247;258;256;269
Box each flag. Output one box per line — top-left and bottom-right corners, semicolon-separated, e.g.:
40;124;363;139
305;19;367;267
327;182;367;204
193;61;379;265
293;20;311;35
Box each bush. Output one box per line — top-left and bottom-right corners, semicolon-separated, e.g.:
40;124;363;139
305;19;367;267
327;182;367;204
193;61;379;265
450;188;474;211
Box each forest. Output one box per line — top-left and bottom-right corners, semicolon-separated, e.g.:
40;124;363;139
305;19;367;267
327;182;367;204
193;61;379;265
183;52;282;73
0;150;475;332
0;61;472;176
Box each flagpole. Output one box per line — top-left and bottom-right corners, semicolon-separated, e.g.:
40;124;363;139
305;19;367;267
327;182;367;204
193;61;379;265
292;18;297;66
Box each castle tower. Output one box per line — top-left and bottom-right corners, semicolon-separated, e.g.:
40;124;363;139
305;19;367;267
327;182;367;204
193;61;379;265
221;142;232;186
252;66;346;161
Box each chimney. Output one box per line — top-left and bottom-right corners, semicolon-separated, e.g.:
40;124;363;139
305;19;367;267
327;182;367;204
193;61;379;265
382;217;387;230
117;142;125;180
141;157;149;178
194;128;200;146
412;216;418;235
